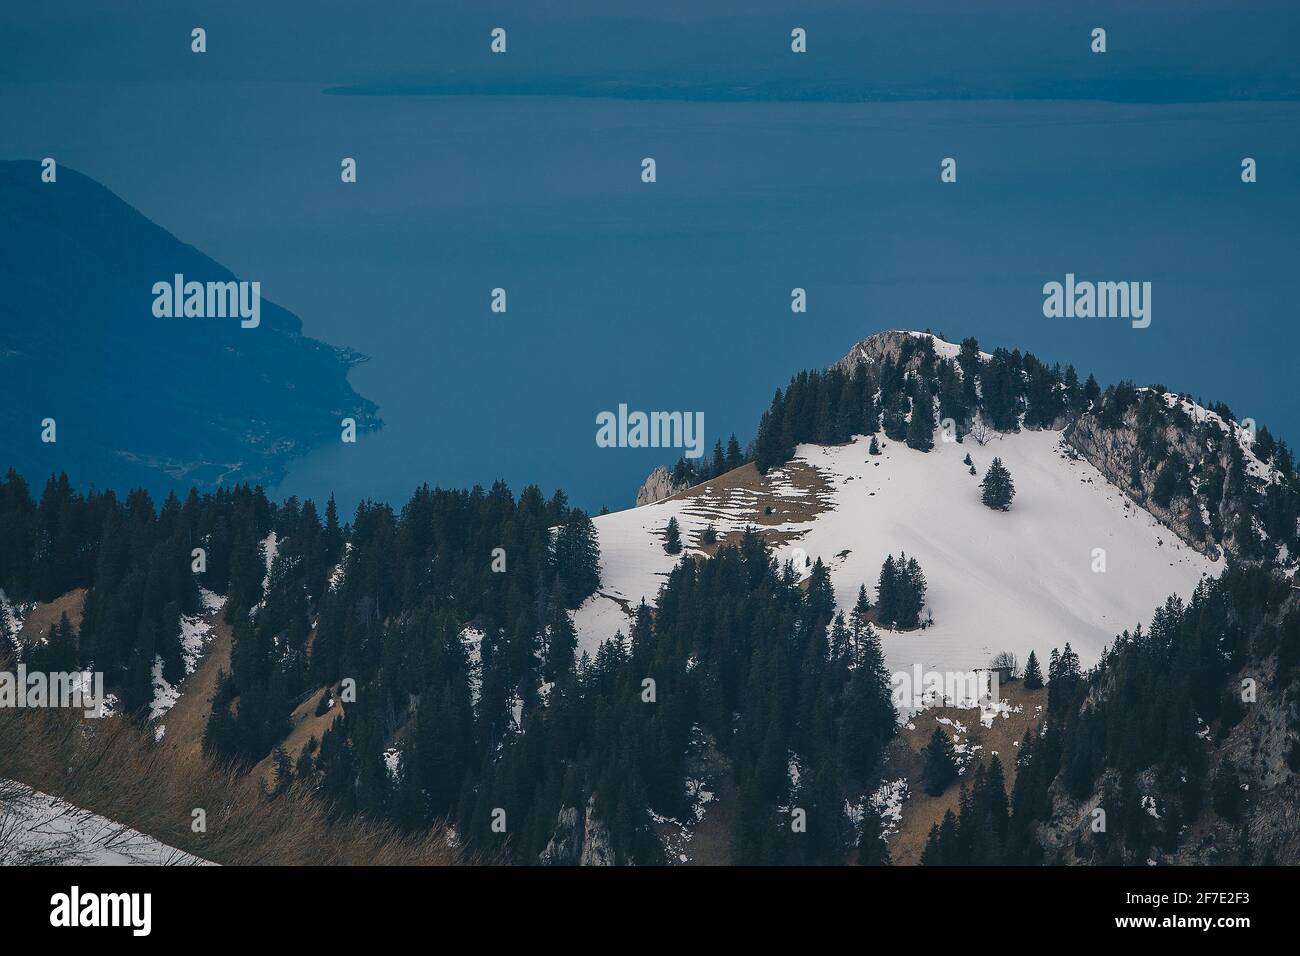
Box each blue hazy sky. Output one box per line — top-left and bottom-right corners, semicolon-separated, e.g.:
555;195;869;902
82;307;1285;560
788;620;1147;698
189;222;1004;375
2;3;1297;513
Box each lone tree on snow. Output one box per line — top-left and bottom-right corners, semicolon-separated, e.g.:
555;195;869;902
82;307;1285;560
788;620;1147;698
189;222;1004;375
980;457;1015;511
876;553;927;630
663;516;683;555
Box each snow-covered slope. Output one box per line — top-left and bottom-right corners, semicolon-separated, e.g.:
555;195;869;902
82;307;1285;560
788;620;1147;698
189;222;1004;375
577;427;1219;679
0;779;209;866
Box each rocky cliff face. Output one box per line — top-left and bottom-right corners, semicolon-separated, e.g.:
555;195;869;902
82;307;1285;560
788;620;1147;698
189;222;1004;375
538;796;618;866
1065;388;1273;563
831;329;947;376
578;796;618;866
538;806;583;865
635;465;689;507
1033;587;1300;866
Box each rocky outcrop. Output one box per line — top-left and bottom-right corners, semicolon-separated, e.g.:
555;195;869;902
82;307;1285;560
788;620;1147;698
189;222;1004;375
635;465;689;507
578;795;617;866
538;806;582;865
1066;414;1219;559
831;329;941;376
538;796;618;865
1063;390;1270;562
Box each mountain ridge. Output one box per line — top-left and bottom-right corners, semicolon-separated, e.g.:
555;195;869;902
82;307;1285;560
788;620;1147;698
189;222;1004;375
0;160;379;496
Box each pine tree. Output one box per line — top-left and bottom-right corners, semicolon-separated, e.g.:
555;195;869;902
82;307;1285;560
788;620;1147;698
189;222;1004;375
700;523;717;547
848;584;872;663
271;745;293;795
980;457;1015;511
857;801;891;865
922;727;959;795
1083;373;1101;409
552;509;602;607
876;553;926;629
868;435;881;456
882;391;909;442
663;517;682;555
1047;643;1083;717
875;556;898;626
906;384;936;452
840;625;896;777
543;592;578;681
921;810;961;865
829;611;850;663
322;494;344;567
725;434;744;471
896;554;927;629
1022;650;1043;690
983;754;1011;846
920;822;943;865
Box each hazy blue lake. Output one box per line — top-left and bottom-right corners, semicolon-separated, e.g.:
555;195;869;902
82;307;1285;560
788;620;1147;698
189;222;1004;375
4;81;1297;512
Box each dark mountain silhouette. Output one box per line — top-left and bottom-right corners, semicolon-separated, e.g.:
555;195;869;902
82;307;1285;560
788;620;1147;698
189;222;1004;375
0;160;378;494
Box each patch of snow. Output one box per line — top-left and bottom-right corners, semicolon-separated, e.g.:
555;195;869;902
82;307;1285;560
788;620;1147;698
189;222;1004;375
869;778;909;840
328;542;352;592
460;626;484;709
0;779;211;866
150;589;227;729
383;747;401;781
261;532;279;595
1142;795;1162;820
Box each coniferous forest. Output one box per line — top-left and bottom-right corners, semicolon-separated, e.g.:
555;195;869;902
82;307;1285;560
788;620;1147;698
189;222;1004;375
0;470;900;864
3;329;1299;866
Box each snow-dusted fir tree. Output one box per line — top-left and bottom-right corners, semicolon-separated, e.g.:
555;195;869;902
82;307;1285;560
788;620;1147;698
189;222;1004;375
663;516;682;554
980;457;1015;511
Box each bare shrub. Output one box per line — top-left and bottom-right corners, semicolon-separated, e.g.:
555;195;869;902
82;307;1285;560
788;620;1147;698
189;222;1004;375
990;650;1020;678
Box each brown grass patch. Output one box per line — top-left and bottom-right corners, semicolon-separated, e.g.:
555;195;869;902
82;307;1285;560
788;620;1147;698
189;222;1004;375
0;708;464;866
155;611;233;765
883;681;1047;865
16;588;87;644
669;460;837;556
250;686;344;790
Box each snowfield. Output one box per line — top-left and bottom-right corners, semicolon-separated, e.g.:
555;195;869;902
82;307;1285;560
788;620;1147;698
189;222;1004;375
578;427;1220;679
